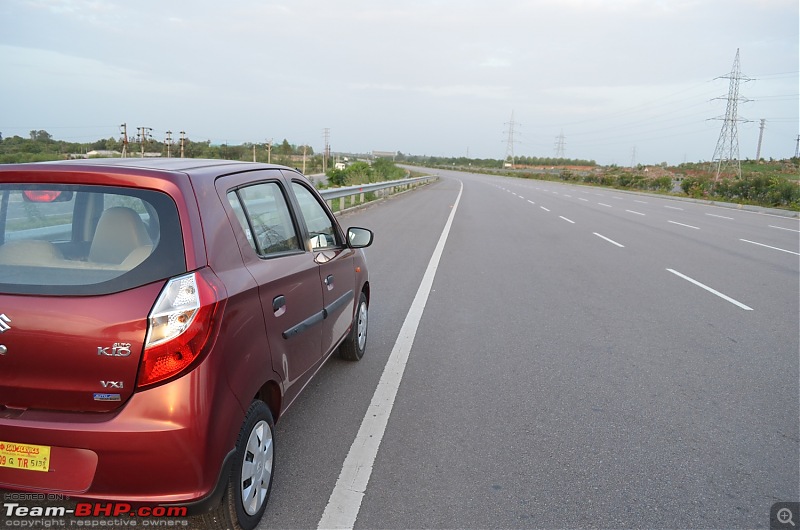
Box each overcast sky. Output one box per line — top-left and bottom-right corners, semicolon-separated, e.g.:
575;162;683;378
1;0;797;166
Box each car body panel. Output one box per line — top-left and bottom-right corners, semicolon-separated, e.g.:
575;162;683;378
0;158;371;509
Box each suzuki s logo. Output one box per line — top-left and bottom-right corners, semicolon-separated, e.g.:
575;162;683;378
0;314;11;333
101;381;124;389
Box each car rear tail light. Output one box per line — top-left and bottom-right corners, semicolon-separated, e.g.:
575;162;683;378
138;270;222;388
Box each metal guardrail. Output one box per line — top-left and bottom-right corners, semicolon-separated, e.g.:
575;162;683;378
318;175;437;211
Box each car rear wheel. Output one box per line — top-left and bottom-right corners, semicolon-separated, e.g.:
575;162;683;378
204;400;275;530
339;291;368;361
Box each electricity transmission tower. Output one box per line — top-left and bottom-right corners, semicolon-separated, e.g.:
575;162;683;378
554;131;566;159
503;111;518;168
711;48;751;180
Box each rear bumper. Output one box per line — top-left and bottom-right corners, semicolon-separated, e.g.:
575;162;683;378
0;363;243;506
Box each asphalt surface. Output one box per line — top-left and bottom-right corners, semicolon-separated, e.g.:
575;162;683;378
262;169;799;529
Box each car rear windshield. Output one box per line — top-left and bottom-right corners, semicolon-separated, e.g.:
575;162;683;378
0;184;185;295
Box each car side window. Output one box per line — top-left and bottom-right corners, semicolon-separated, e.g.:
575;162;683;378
227;183;301;256
291;182;339;250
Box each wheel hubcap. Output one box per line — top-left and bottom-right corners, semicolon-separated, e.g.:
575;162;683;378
241;420;273;516
356;302;368;350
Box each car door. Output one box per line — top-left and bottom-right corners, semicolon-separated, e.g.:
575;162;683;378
217;172;324;404
288;179;356;358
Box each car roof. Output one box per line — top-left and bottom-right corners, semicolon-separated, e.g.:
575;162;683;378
33;157;295;174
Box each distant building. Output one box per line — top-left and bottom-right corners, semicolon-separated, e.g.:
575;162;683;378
87;150;122;158
372;150;397;160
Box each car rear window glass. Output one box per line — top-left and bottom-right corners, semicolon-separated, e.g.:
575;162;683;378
0;184;185;295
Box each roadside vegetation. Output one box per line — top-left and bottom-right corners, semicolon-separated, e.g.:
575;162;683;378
403;154;800;211
0;130;327;173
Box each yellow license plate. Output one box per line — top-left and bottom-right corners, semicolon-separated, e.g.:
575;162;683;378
0;441;50;472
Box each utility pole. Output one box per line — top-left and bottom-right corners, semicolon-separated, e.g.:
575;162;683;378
253;144;257;162
322;128;330;174
711;48;751;180
795;135;800;158
755;119;766;161
503;111;518;168
120;123;129;158
630;146;637;168
180;131;186;158
165;130;173;158
137;127;153;158
302;144;308;174
554;130;566;159
266;139;273;163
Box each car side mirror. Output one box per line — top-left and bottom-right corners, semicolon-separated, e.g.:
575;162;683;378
347;227;373;249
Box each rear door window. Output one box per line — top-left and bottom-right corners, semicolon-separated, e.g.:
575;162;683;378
0;184;185;295
227;182;301;257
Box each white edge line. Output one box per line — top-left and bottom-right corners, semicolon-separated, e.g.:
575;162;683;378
769;225;800;233
559;216;575;224
593;232;625;248
666;268;753;311
318;180;464;530
668;220;700;230
740;239;800;256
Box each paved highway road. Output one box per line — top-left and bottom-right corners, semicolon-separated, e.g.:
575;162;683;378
261;169;799;529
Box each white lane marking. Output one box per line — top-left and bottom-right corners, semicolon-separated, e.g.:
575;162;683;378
598;203;612;208
559;216;575;224
540;206;550;212
564;194;572;198
527;200;536;205
769;225;800;233
706;213;734;220
625;209;646;216
593;233;625;248
318;181;464;530
578;198;589;202
518;195;525;199
512;192;518;196
668;220;700;230
740;239;800;256
611;196;623;200
664;205;684;210
634;200;649;204
666;269;753;311
552;191;560;195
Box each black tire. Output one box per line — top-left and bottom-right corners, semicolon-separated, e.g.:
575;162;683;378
339;291;368;361
203;400;275;530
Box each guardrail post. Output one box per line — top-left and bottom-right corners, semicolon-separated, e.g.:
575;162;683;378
339;197;345;211
360;191;364;203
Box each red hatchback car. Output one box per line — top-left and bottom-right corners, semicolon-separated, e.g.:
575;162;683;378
0;158;372;529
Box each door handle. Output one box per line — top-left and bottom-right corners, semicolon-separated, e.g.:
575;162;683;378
324;274;334;286
272;295;286;313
